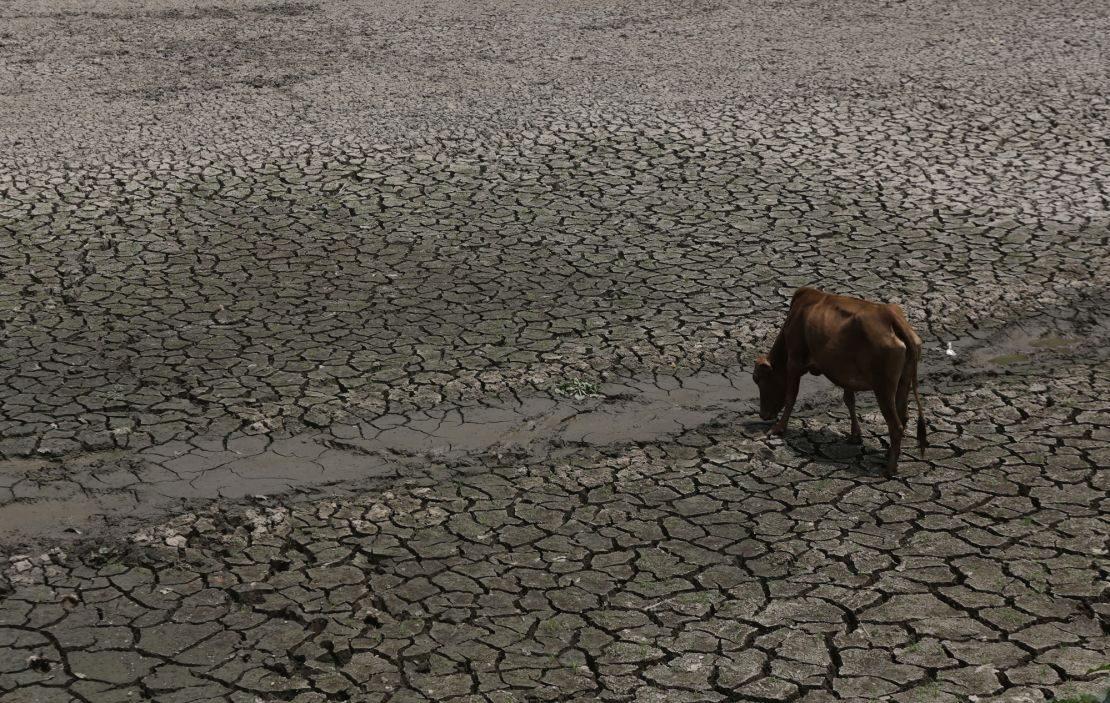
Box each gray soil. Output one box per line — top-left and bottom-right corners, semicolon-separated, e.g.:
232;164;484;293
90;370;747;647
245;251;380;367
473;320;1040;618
1;1;1108;701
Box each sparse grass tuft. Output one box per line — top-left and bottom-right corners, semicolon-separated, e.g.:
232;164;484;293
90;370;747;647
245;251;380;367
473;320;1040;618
556;378;601;400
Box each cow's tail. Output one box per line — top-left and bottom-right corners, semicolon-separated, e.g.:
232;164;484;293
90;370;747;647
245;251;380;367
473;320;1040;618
893;312;927;452
912;368;927;452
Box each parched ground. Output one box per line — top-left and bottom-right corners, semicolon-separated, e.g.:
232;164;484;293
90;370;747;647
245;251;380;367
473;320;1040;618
1;0;1109;701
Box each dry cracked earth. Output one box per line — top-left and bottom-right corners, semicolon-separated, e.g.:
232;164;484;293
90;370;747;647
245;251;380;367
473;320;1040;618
1;0;1109;701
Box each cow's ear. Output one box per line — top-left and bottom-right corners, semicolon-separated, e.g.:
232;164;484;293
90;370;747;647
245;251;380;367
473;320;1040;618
754;356;772;379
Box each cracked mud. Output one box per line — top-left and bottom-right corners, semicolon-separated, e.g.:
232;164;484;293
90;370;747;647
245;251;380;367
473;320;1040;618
1;0;1109;701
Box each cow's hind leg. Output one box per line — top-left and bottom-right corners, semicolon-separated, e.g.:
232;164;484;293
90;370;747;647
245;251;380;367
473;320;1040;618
896;361;913;428
875;384;904;478
843;390;862;444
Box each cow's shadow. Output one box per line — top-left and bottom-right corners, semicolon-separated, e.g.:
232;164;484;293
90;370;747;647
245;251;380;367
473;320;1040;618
740;420;889;477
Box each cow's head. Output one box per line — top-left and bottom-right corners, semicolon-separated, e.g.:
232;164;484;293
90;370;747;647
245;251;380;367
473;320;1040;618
752;354;784;421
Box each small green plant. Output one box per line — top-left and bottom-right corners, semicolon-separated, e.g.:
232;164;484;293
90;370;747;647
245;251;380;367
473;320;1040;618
996;610;1026;627
911;682;942;701
556;378;601;400
675;591;716;604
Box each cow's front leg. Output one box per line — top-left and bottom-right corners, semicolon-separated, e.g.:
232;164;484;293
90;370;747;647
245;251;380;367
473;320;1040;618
844;390;862;444
768;365;803;435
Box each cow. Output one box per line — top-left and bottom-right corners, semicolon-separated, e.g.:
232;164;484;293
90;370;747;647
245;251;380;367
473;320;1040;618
752;287;926;477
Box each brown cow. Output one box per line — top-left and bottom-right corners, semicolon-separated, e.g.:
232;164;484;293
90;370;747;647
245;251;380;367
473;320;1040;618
752;287;926;476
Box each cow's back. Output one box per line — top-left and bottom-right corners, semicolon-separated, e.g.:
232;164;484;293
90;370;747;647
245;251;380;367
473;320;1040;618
789;289;911;390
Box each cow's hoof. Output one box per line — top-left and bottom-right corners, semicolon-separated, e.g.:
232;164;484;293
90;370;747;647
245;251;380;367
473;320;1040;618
847;434;863;445
767;424;785;436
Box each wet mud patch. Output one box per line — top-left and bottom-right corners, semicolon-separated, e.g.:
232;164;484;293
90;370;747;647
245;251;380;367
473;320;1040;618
0;368;782;550
980;330;1079;368
977;327;1076;369
931;313;1096;376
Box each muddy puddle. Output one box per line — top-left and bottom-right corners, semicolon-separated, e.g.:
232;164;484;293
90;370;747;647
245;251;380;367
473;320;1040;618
933;318;1088;372
0;368;780;547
